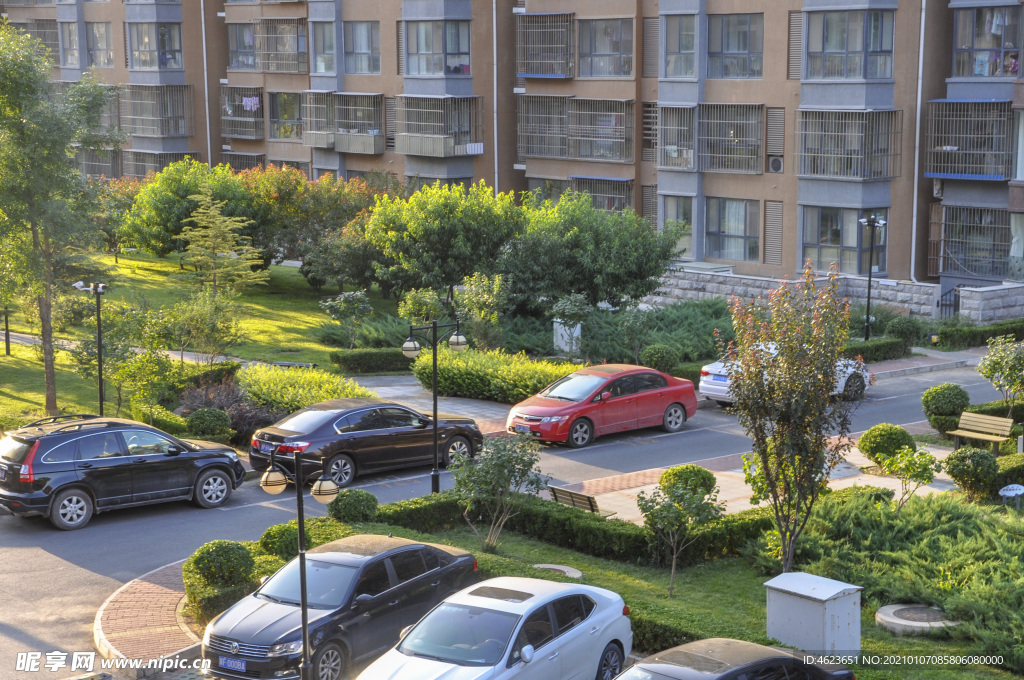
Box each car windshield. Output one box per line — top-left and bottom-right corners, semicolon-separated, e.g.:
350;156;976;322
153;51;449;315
398;603;520;666
0;436;31;464
274;410;338;434
538;374;608;402
258;559;357;609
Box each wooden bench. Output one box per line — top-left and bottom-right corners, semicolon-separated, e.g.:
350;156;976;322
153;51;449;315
947;412;1014;456
549;486;616;517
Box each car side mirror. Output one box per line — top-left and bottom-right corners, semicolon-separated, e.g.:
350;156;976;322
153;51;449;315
166;445;183;456
352;593;373;609
399;625;413;640
520;644;535;664
260;575;270;585
417;418;431;429
601;391;612;402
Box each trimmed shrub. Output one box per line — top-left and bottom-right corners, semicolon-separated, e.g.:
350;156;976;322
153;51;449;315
185;540;255;587
989;453;1024;498
671;361;705;385
258;523;311;561
965;399;1024;424
237;363;377;413
375;489;465;532
640;344;680;374
251;553;286;582
129;397;188;435
938;317;1024;349
289;516;357;548
411;347;578;404
945;447;999;501
225;401;283;444
329;348;413;374
921;382;970;433
186;408;233;439
179;361;242;389
857;423;915;465
842;336;907;362
327;489;379;522
659;464;716;496
886;316;923;349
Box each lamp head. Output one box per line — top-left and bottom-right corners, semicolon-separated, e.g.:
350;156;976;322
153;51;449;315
448;332;468;352
259;468;289;495
311;477;339;504
402;337;422;358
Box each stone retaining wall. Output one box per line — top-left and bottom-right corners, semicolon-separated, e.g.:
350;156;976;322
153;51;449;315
959;282;1024;323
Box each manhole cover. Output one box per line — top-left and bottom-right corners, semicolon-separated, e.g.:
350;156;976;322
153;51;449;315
893;606;947;623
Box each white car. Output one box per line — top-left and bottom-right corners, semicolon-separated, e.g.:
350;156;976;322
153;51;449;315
356;576;632;680
698;347;869;406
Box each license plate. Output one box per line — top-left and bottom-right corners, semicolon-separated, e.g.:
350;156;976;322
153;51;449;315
0;468;5;481
515;424;531;434
219;657;246;672
259;442;275;453
712;374;729;383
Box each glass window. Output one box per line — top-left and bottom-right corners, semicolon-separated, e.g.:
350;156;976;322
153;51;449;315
86;22;113;68
664;195;694;257
76;433;122;460
407;21;469;75
635;373;669;392
515;607;554;653
954;7;1021;77
802;207;887;275
60;22;79;67
353;560;392;598
399;604;519;666
123;430;175;457
259;559;358;609
269;92;302;139
579;19;633;77
707;14;763;78
228;24;256;70
390;550;427;582
0;437;31;464
538;373;609;402
665;15;695;77
335;410;383;433
344;21;379;74
606;376;635;398
806;11;893;79
380;407;423;428
41;441;79;464
706;197;760;261
129;23;182;69
312;22;336;73
276;410;335;433
551;596;589;633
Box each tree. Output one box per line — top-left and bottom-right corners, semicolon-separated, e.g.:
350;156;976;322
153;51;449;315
449;435;547;553
165;289;244;364
729;263;863;573
880;445;941;515
398;288;444;325
454;273;506;350
976;335;1024;418
116;350;176;424
0;25;117;414
319;291;374;349
237;163;308;267
301;212;397;295
636;465;724;597
93;176;143;264
176;189;269;296
617;304;653;365
0;235;27;356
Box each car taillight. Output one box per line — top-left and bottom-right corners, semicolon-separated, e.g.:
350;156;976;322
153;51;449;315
277;442;311;454
622;604;630;616
699;369;710;377
19;441;40;483
473;559;478;572
250;436;260;449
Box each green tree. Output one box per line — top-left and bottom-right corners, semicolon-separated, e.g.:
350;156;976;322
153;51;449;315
237;163;307;267
165;289;244;364
67;302;153;414
0;25;117;414
455;273;506;350
617;304;653;365
636;465;724;597
879;445;941;515
976;335;1024;418
301;212;395;294
93;176;143;264
0;235;27;356
398;288;444;325
177;189;269;296
319;291;374;349
449;435;547;553
116;350;176;425
730;263;863;572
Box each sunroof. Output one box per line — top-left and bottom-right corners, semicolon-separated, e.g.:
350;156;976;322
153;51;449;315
469;586;534;603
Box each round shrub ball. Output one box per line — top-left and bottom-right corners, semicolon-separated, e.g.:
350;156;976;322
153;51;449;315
945;447;998;502
327;489;379;523
640;344;680;375
921;383;970;417
886;316;923;346
857;423;916;465
187;540;255;587
258;523;311;561
187;408;232;437
659;464;716;496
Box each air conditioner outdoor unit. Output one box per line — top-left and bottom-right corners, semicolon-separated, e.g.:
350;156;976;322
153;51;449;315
933;178;944;199
767;155;784;173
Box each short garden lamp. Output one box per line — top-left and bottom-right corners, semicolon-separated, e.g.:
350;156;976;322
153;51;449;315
400;320;467;493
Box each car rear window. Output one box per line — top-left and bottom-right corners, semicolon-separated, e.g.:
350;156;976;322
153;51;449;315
275;410;338;433
0;436;32;464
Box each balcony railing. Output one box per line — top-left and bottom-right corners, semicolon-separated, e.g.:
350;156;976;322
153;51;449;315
924;100;1013;180
395;96;483;158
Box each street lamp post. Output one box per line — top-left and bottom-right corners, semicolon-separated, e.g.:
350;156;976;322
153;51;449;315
857;215;886;342
259;455;338;680
73;282;107;415
402;320;468;493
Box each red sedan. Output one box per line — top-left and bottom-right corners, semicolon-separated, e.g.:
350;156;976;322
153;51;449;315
505;364;698;448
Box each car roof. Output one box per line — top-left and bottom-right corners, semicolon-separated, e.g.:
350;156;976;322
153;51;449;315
640;638;798;676
307;535;471;565
574;364;655;377
303;398;395;413
8;416;152;439
444;577;607;616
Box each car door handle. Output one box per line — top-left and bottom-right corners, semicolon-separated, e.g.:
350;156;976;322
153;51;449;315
133;458;147;463
78;463;92;469
431;581;441;587
589;626;600;635
547;652;559;661
388;600;399;606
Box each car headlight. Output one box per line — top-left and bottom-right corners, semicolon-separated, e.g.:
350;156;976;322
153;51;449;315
266;640;304;657
224;450;239;462
540;416;567;423
202;624;212;647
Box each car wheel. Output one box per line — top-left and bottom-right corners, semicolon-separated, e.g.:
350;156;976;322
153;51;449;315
567;418;593;448
662;403;687;432
194;469;232;508
312;641;345;680
50;488;93;531
595;642;623;680
843;373;866;401
326;454;355;488
442;435;471;466
715;400;732;408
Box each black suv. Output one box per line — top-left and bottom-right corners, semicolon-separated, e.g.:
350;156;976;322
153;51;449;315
0;415;246;530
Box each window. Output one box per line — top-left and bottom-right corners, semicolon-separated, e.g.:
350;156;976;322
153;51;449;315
707;14;762;78
517;95;569;159
924;100;1013;179
571;177;632;212
380;407;423;428
129;23;182;69
607;376;635;398
806;11;894;79
390;551;427;582
343;22;379;74
256;19;308;73
77;433;122;460
664;195;693;257
41;441;78;464
568;99;634;161
221;86;264;139
929;205;1012;278
395;96;483;157
335;410;383;433
552;596;590;633
60;22;79;67
120;84;194;137
124;430;175;456
527;178;569;203
698;103;763;173
86;22;113;68
579;19;633;77
706;197;759;261
228;24;256;70
353;561;391;598
658;106;695;170
269;93;302;140
407;21;470;75
122;152;195;178
515;13;574;78
635;373;668;392
803;207;887;275
665;15;696;77
516;607;554;652
954;7;1020;77
797;110;903;180
308;23;335;74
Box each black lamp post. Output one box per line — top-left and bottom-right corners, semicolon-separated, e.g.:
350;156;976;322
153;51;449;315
402;320;468;493
857;215;886;342
3;304;10;357
73;282;107;415
259;455;338;680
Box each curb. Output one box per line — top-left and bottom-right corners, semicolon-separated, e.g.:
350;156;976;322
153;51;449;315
872;359;968;380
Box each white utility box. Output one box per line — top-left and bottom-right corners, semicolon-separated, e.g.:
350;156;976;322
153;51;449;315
553;320;581;354
764;572;862;655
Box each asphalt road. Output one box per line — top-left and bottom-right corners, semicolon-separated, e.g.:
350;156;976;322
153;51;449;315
0;366;1004;680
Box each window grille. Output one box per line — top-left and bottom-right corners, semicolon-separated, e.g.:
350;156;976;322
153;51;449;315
396;22;405;75
697;103;763;173
385;97;396;150
25;19;59;55
797;109;902;180
301;91;335;149
766;107;785;157
788;11;803;80
222;153;265;172
221;86;264;140
395;96;483;157
122;151;196;178
924;101;1013;180
4;0;57;5
763;201;783;266
642;18;659;78
334;93;385;154
77;148;119;178
641;185;658;224
571;177;632;212
658;106;695;169
642;102;658;162
120;85;195;137
255;19;308;74
516;95;568;159
568;99;633;162
515;13;574;78
928;204;1013;278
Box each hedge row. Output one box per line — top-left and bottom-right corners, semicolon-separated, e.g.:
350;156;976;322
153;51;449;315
990;454;1024;498
842;336;908;363
965;399;1024;424
938;318;1024;350
412;348;578;404
129;396;188;435
237;363;377;413
329;348;414;374
671;361;705;385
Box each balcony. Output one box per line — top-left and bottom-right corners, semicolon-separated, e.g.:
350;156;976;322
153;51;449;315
332;94;385;155
120;85;195;138
255;19;308;74
301;91;334;149
221;87;264;140
924;100;1013;180
395;96;483;158
515;13;574;79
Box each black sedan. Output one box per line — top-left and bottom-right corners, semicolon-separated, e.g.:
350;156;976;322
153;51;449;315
615;638;854;680
202;535;478;680
249;398;484;487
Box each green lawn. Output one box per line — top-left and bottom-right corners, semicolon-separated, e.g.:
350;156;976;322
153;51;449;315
0;344;107;430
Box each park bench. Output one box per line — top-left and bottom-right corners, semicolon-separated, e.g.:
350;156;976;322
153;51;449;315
947;412;1014;456
549;486;616;517
272;361;317;369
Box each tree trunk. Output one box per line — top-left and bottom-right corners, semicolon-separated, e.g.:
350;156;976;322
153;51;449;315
31;221;59;415
668;551;678;597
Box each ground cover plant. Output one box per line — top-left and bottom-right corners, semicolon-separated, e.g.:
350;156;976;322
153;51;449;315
0;344;101;430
